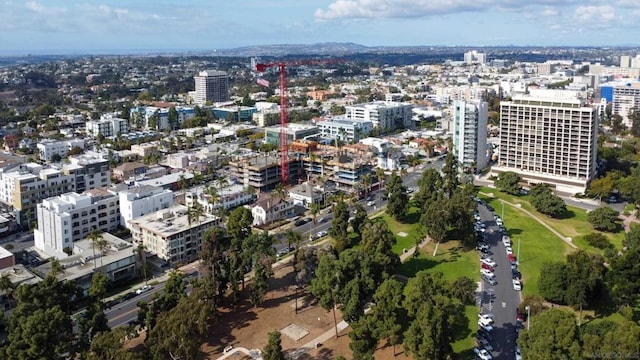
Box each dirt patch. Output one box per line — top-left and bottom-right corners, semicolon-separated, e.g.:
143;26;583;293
199;262;403;360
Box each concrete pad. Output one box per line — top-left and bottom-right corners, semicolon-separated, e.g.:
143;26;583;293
397;231;408;237
281;323;309;342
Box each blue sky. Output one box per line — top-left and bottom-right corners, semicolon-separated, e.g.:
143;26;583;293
1;0;639;54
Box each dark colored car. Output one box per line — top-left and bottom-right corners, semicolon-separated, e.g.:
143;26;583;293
122;292;137;301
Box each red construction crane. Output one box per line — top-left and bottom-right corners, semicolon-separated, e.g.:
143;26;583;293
255;58;343;185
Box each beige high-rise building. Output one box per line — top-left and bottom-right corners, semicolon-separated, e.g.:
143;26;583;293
620;55;631;68
193;70;229;105
492;95;598;194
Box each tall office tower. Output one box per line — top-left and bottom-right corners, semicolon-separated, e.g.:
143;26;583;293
453;100;488;173
492;96;598;194
620;55;631;68
193;70;230;105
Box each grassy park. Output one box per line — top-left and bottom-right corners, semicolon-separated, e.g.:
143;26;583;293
478;186;626;251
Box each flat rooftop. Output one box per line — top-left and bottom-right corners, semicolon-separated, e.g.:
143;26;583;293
35;233;135;283
128;204;218;238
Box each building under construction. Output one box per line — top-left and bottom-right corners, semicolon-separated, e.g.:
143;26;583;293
228;142;376;193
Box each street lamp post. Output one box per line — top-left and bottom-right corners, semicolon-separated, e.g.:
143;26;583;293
526;305;531;331
501;200;505;220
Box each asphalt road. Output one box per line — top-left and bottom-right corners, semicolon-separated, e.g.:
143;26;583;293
106;281;168;328
477;204;521;360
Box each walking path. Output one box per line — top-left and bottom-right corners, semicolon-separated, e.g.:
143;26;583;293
479;192;578;249
620;211;640;233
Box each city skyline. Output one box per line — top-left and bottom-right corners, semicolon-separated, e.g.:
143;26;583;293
1;0;640;55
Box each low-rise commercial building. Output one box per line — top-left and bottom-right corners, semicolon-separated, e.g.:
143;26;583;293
35;233;136;293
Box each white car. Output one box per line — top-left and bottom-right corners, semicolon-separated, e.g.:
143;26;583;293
474;348;493;360
479;323;494;332
480;269;495;278
515;346;522;360
505;246;513;255
481;258;497;268
478;317;493;327
513;279;522;291
367;200;375;206
478;314;494;323
502;235;511;247
136;285;152;295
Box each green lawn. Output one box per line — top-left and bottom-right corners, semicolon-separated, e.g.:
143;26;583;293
380;207;423;255
479;195;575;296
452;305;480;357
398;241;479;282
478;186;626;252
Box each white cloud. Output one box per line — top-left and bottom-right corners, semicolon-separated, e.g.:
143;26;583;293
574;5;616;23
315;0;601;20
541;7;560;17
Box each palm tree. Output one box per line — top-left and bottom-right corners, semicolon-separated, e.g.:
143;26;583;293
133;243;149;285
310;203;320;240
178;174;188;193
88;229;104;270
362;173;372;196
204;184;221;216
375;167;386;191
400;167;408;178
424;142;434;159
274;183;286;200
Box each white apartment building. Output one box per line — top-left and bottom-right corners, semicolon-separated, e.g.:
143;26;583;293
464;50;486;64
0;158;109;226
453;100;488;173
317;117;373;143
85;117;130;138
345;101;413;132
193;70;230;105
492;96;598;193
128;205;219;264
118;185;175;229
184;184;254;215
611;81;640;128
34;189;120;259
37;139;86;161
64;154;111;193
130;106;196;131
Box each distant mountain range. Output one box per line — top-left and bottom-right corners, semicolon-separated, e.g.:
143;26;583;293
214;42;373;56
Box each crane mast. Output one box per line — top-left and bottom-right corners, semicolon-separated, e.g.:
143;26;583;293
256;58;342;186
255;62;289;185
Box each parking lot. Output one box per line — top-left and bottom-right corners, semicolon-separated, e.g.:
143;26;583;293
474;201;522;360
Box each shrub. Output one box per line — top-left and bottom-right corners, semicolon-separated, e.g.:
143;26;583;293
584;232;612;249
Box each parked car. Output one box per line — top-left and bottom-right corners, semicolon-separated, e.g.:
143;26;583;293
480;269;495;278
505;246;513;255
512;279;522;291
294;219;306;227
481;258;496;268
474;348;493;360
479;323;494;332
367;200;375;206
515;346;522;360
122;292;137;301
482;275;497;285
481;263;494;272
136;285;152;295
